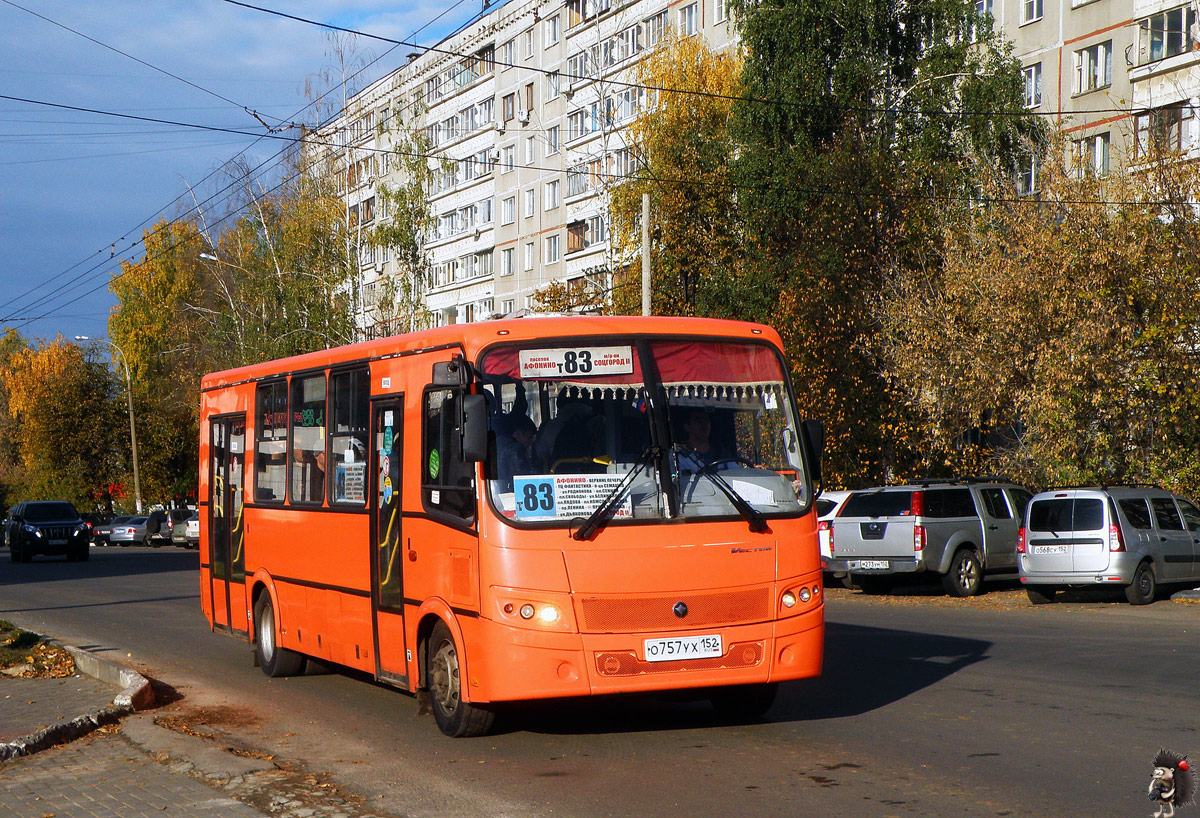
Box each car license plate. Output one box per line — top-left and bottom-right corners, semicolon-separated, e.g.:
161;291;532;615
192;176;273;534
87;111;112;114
644;634;722;663
49;539;67;546
857;560;889;570
1032;545;1069;555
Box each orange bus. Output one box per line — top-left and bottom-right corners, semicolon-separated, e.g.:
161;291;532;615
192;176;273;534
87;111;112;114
199;316;825;736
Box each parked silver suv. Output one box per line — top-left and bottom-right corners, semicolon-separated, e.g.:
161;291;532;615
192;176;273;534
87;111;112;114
826;480;1033;596
1019;486;1200;605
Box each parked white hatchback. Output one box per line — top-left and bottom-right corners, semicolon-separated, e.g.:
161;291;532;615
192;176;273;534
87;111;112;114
816;490;851;576
1018;486;1200;605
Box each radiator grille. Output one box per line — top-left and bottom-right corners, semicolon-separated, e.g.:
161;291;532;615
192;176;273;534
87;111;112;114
578;588;771;633
39;525;73;540
594;641;764;677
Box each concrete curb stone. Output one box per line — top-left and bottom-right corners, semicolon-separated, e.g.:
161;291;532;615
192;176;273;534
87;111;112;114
0;641;154;761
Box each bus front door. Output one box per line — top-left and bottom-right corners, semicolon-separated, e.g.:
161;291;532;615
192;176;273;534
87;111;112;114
208;415;248;635
370;398;408;688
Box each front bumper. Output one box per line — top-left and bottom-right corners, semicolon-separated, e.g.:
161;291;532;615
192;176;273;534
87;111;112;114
465;605;824;704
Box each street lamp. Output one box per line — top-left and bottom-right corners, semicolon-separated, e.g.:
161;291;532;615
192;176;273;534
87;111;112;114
75;335;142;514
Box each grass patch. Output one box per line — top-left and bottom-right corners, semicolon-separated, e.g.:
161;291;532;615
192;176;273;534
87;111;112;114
0;620;43;665
0;620;75;676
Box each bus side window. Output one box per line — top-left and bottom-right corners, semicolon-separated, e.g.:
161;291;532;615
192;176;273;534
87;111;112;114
423;387;477;523
329;368;369;506
255;381;287;502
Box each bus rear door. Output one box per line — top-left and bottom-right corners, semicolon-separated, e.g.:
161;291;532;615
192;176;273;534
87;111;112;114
208;415;248;635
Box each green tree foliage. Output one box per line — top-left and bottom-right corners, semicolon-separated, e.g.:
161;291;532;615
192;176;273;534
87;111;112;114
0;338;121;507
608;33;743;316
879;144;1200;494
726;0;1040;486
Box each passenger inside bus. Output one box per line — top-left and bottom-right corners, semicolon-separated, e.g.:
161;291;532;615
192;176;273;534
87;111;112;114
678;407;730;467
495;413;537;488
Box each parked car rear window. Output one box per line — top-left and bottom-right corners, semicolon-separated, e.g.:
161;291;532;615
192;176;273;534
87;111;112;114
24;502;79;522
924;489;977;518
840;490;915;518
816;499;838;517
1178;499;1200;533
1028;498;1104;532
1118;498;1152;529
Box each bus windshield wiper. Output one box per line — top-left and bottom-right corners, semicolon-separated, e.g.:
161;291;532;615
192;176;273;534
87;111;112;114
674;446;769;534
572;445;659;541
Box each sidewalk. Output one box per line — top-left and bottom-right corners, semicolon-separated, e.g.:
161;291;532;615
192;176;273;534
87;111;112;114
0;641;271;818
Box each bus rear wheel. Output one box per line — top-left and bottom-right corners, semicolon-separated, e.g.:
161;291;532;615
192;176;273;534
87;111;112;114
426;620;494;738
253;594;305;677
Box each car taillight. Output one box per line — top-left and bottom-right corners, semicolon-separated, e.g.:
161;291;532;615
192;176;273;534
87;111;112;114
1108;523;1125;552
913;524;926;551
1017;526;1027;554
910;490;924;516
828;522;835;554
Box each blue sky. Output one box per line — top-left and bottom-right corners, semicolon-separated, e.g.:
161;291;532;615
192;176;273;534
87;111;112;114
0;0;486;343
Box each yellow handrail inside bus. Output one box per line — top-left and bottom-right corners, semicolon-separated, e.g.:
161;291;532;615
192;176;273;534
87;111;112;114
379;505;401;588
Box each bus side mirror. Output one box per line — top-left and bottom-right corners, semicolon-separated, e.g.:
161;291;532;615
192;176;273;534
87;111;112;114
802;419;825;486
461;394;489;462
432;356;474;387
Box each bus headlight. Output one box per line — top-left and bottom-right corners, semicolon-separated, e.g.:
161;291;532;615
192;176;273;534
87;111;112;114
494;589;575;631
538;605;560;624
781;591;797;608
519;604;535;620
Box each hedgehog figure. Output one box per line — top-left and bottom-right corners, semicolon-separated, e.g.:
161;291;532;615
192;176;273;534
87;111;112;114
1149;749;1196;818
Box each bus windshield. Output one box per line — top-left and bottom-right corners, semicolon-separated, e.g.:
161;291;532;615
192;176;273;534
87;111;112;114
479;337;807;528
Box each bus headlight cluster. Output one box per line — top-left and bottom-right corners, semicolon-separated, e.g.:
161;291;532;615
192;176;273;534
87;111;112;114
780;584;820;610
501;599;568;629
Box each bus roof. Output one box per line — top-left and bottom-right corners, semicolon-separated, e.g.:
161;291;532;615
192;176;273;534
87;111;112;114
200;315;783;390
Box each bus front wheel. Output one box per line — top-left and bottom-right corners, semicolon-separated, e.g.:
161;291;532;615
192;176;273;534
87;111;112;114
253;594;305;677
426;620;495;738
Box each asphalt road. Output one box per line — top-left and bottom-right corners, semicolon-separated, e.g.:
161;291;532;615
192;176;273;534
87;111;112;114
1;545;1197;818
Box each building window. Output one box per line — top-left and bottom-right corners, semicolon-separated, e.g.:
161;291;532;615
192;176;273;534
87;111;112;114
646;10;668;46
501;298;515;314
1022;63;1042;108
1136;103;1193;156
1138;6;1198;65
523;82;535;113
1020;0;1042;24
501;39;515;69
715;0;726;23
524;188;536;218
501;247;515;276
502;196;516;225
501;145;515;173
545;180;560;210
523;28;534;58
525;135;537;164
546;233;560;263
503;93;515;123
524;242;535;271
547;125;560;154
1074;41;1112;94
546;71;561;100
679;2;699;35
545;15;560;46
1074;132;1111;176
1016;154;1038;196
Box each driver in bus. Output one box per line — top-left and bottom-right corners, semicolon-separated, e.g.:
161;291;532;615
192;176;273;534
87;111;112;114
680;407;728;467
496;413;538;489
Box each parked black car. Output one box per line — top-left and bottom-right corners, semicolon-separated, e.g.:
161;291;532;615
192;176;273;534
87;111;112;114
5;501;90;562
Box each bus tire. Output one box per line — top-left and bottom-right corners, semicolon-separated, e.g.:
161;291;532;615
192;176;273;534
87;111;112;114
709;682;778;721
426;620;494;738
254;594;305;677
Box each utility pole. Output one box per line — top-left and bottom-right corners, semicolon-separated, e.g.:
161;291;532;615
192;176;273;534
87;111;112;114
641;192;650;316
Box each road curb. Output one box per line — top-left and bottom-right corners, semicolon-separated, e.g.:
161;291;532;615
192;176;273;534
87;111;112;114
0;643;155;761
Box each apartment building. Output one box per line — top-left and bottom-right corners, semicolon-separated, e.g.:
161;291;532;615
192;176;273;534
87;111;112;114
309;0;735;335
997;0;1200;182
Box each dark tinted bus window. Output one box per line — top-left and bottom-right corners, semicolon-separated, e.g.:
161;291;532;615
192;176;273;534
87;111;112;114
1029;498;1104;532
423;387;476;522
840;490;915;518
290;374;327;505
255;381;287;502
1118;499;1152;530
329;369;369;506
924;489;976;518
